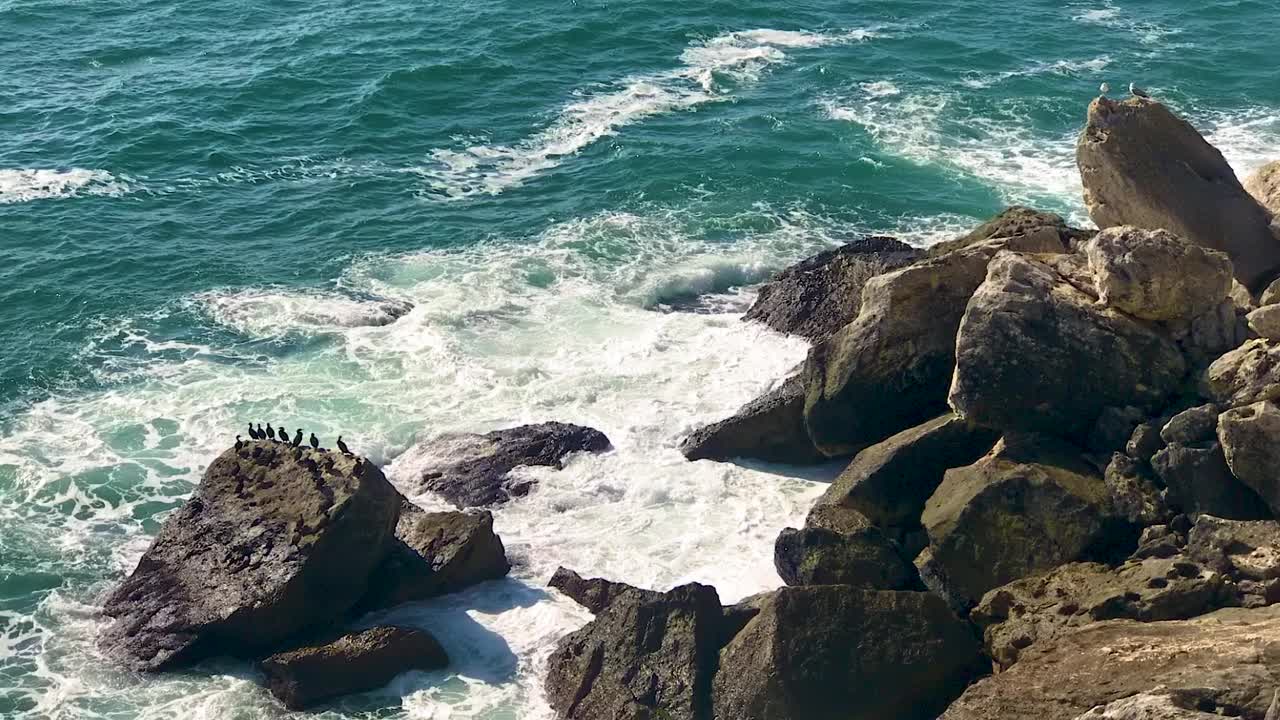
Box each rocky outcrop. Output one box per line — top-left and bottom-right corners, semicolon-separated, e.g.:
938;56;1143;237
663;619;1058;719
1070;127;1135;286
1245;160;1280;216
970;558;1230;671
410;422;611;507
680;375;823;465
360;500;510;611
949;251;1187;440
940;605;1280;720
260;626;448;710
712;587;982;720
101;441;401;671
919;434;1115;610
1218;401;1280;516
544;583;722;720
743;236;921;340
1077;96;1280;290
1202;339;1280;407
803;226;1065;457
548;567;651;614
925;207;1092;258
774;512;918;589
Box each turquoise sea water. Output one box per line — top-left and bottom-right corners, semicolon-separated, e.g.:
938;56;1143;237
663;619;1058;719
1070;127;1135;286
2;0;1278;717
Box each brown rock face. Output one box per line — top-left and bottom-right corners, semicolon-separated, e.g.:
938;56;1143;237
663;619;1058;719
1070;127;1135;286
100;441;401;670
260;626;448;710
1203;339;1280;407
1077;97;1280;290
1245;160;1280;216
1083;227;1233;322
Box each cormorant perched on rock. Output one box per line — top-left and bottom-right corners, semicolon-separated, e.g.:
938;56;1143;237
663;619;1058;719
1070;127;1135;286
292;428;303;447
1129;82;1151;99
247;423;259;440
266;424;277;441
336;436;351;455
309;433;320;450
352;458;363;475
278;422;288;442
256;423;265;441
235;435;243;451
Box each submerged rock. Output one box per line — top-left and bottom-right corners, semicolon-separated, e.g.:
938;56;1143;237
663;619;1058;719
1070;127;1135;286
743;235;921;341
260;626;448;710
101;441;400;671
411;422;611;507
1077;97;1280;290
680;374;823;465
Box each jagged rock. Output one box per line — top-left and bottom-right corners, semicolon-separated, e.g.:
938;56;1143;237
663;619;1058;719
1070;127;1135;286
717;592;773;648
680;375;823;465
1160;404;1220;445
1077;97;1280;290
101;441;400;671
815;413;999;538
545;583;722;720
1126;421;1167;463
971;558;1229;671
1202;339;1280;406
1245;161;1280;216
548;567;651;614
1105;453;1171;526
1185;515;1280;583
359;500;509;611
1151;441;1270;520
1083;227;1233;322
939;605;1280;720
743;236;921;341
950;251;1186;442
1249;306;1280;341
712;587;982;720
259;626;447;710
926;206;1092;258
803;227;1065;457
410;422;611;507
1132;523;1186;560
919;434;1114;610
1218;401;1280;516
774;520;918;590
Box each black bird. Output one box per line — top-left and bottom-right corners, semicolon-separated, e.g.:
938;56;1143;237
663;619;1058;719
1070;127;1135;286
336;436;351;456
278;422;288;442
293;428;303;447
309;433;320;450
266;424;277;441
235;435;243;451
256;423;265;441
247;423;259;440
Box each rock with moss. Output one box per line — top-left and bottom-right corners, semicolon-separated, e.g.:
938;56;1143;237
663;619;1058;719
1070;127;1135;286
774;509;918;589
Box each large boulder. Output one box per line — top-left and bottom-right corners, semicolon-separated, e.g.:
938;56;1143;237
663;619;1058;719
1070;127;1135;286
1245;160;1280;216
1202;339;1280;407
1218;401;1280;516
1103;453;1170;527
712;587;982;720
816;413;999;543
1185;515;1280;586
743;236;921;341
774;511;918;589
970;558;1230;671
259;626;448;710
101;441;401;670
949;252;1186;440
545;583;722;720
410;422;611;507
939;605;1280;720
919;434;1115;610
925;206;1093;258
359;499;510;611
1150;441;1270;520
1083;227;1233;322
680;375;823;465
1076;96;1280;290
804;227;1066;457
1248;305;1280;341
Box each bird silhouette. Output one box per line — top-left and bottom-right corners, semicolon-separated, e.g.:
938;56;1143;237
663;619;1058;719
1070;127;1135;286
256;424;265;441
235;435;243;451
293;428;303;447
336;436;351;455
309;433;320;450
1129;82;1151;99
247;423;259;440
266;424;277;441
278;422;288;442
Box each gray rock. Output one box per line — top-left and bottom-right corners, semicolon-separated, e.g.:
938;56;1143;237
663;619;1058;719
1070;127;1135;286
1248;305;1280;341
1218;401;1280;516
1202;339;1280;407
1150;442;1270;520
925;206;1092;258
680;375;823;465
712;587;982;720
1185;515;1280;583
547;567;652;614
260;626;448;710
1264;278;1280;307
1076;97;1280;290
1083;227;1233;322
101;441;401;670
1104;453;1171;526
773;521;918;590
412;422;611;507
1089;406;1148;455
1126;421;1167;463
1160;404;1219;445
743;236;921;341
1245;160;1280;217
1072;693;1230;719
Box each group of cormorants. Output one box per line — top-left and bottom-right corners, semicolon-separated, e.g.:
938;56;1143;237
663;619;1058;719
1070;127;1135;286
235;423;352;456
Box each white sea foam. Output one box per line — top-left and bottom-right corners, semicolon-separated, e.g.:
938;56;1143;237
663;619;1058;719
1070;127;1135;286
412;27;887;199
0;168;135;204
1071;1;1183;45
195;289;414;339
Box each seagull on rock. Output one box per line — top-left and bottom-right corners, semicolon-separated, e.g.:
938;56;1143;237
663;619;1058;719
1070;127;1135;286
1099;82;1111;96
1130;82;1151;99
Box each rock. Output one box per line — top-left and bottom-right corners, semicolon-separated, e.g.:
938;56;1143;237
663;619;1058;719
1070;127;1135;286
1150;441;1270;520
1218;401;1280;516
939;605;1280;720
359;500;510;611
773;521;918;590
815;413;999;538
1160;404;1219;445
548;567;651;614
919;434;1114;610
1245;161;1280;216
1249;306;1280;341
680;375;823;465
712;587;981;720
1126;421;1167;463
1132;523;1186;560
101;441;401;671
743;236;921;341
545;583;722;720
1072;693;1230;719
1264;279;1280;307
1185;515;1280;583
1083;227;1233;322
1104;453;1171;526
970;558;1229;671
804;227;1065;457
1202;339;1280;407
950;251;1186;442
1076;97;1280;290
411;422;611;507
259;626;448;710
926;206;1092;258
1089;406;1147;455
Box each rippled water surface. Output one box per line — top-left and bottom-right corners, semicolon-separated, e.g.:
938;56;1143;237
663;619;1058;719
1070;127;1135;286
2;0;1278;717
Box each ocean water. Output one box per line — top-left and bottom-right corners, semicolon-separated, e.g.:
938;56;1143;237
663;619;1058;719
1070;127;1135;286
2;0;1278;717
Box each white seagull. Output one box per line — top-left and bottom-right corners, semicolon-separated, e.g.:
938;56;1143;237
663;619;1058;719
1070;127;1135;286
1099;82;1111;96
1130;82;1151;99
